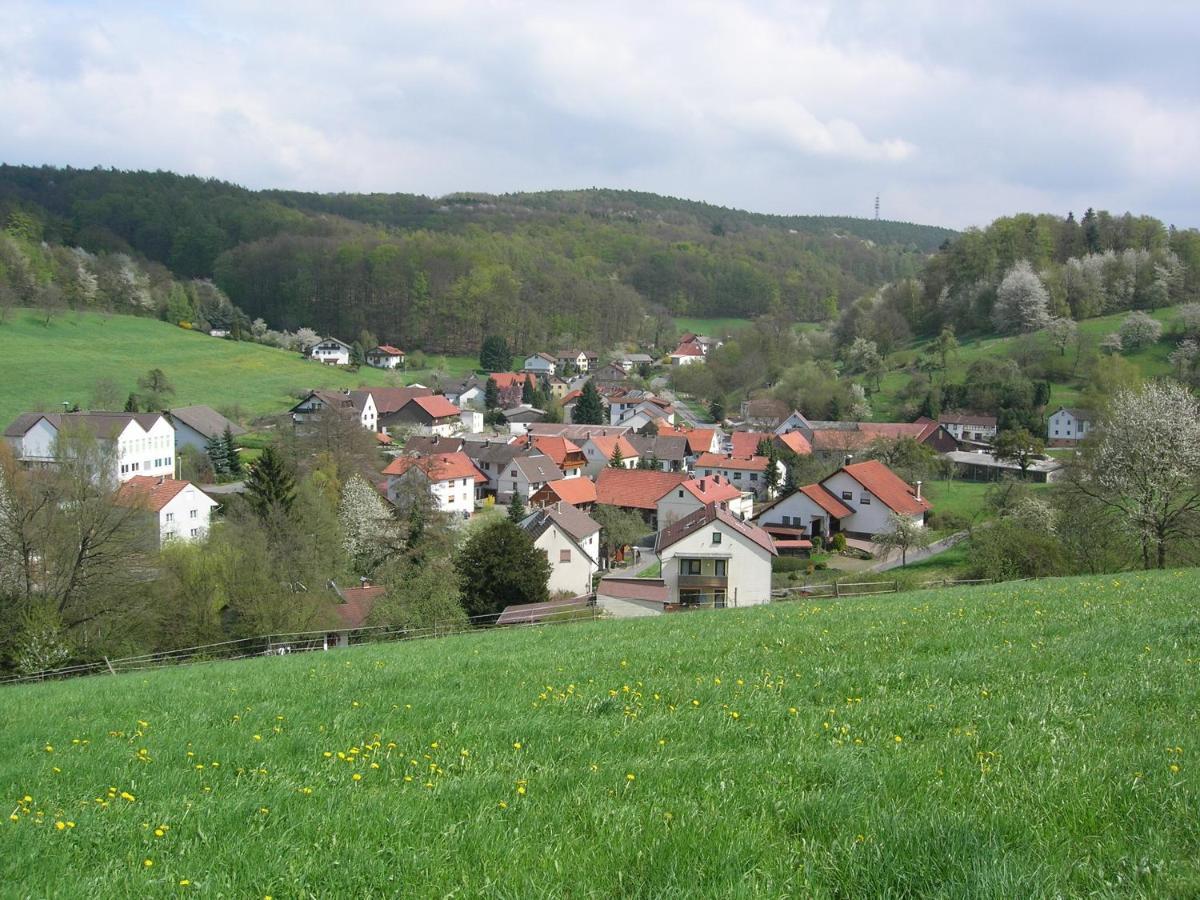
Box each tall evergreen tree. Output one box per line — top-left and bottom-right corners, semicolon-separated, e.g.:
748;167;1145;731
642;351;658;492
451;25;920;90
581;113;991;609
521;376;536;406
223;426;243;477
507;492;526;523
479;335;512;373
609;444;625;468
572;380;605;425
484;377;500;410
206;432;229;476
245;445;297;518
457;520;550;618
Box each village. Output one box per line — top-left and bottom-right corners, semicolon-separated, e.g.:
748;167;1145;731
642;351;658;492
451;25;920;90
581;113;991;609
3;327;1087;637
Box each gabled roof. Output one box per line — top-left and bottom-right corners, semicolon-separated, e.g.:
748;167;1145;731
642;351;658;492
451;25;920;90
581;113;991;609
520;502;601;543
115;476;212;513
403;435;465;455
776;431;813;456
487;372;534;390
670;342;704;357
1053;406;1095;421
627;434;689;461
512;454;564;484
595;468;688;510
695;452;769;472
310;336;351;351
464;440;527;466
169;405;246;440
369;344;405;356
656;424;717;455
5;411;166;440
677;475;742;504
655;503;777;556
332;584;387;628
586;433;640;462
535;477;598;506
729;431;774;458
938;412;997;427
502;406;547;422
292;389;366;416
525;352;557;364
797;483;853;518
407;395;462;420
4;412;50;438
383;452;486;484
828;460;931;516
496;595;592;626
528;435;584;467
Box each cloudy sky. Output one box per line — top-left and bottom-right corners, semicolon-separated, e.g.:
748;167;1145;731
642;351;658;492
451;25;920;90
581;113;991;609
1;1;1197;229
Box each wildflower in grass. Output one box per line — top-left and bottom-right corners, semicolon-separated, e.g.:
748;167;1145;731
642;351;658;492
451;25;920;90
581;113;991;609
9;815;18;822
894;735;903;744
143;859;153;868
300;787;313;796
729;711;741;720
351;773;362;782
459;749;469;758
66;821;75;828
121;791;136;802
512;742;522;750
44;744;53;753
55;821;65;831
626;773;636;782
788;708;798;715
253;735;262;742
691;699;700;707
179;880;190;887
154;828;165;837
259;807;269;815
1170;764;1181;773
497;801;508;809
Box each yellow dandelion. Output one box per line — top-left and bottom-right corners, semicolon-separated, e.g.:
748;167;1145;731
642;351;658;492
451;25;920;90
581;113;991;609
154;828;164;837
120;791;136;802
351;773;362;782
179;880;190;887
512;742;522;750
626;773;636;782
55;821;65;831
894;735;903;744
44;745;53;753
143;859;154;868
66;821;75;828
252;735;262;742
498;801;508;809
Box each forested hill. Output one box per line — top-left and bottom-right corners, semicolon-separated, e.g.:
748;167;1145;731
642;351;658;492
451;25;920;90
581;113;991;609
0;165;952;353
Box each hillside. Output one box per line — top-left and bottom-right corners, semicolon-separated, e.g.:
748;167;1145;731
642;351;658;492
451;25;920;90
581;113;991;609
0;166;954;353
4;569;1198;895
0;310;473;425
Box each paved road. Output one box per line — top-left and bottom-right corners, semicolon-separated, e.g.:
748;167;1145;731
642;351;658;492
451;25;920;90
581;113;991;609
660;389;703;428
607;548;660;578
864;530;970;573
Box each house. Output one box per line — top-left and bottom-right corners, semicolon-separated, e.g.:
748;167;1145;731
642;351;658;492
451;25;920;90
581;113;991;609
595;468;688;524
491;454;562;504
362;387;434;427
327;581;388;647
802;420;958;461
522;353;557;376
654;503;776;608
753;483;853;544
524;435;586;478
945;450;1065;483
1047;407;1094;443
545;376;571;401
579;432;640;476
820;460;931;538
591;363;628;384
462;439;528;496
657;424;722;457
115;475;218;547
380;395;464;437
617;353;655;372
556;350;596;373
4;411;175;483
306;336;352;366
441;376;486;408
773;410;812;436
383;452;486;515
168;405;246;454
694;452;783;499
657;475;751;527
627;435;690;472
403;434;465;456
291;390;378;432
524;423;633;441
774;431;813;457
669;342;705;366
501;405;547;435
937;412;998;444
609;391;676;428
486;372;537;408
518;503;602;596
365;345;405;369
739;396;792;428
530;477;598;510
595;576;670;617
728;431;775;458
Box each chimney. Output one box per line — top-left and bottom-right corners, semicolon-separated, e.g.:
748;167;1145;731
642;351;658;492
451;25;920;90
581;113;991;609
844;454;854;466
915;480;923;501
699;478;705;490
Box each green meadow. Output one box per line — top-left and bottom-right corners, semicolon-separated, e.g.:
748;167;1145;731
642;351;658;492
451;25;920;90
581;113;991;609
0;310;476;425
3;569;1198;896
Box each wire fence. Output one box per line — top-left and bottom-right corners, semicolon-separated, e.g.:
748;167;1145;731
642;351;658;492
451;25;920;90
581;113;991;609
771;576;1004;600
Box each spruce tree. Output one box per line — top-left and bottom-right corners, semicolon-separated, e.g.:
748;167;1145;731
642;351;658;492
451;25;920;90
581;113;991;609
507;492;526;523
206;432;229;476
245;445;297;518
521;376;536;406
223;426;243;477
572;380;605;425
609;444;625;468
484;377;500;410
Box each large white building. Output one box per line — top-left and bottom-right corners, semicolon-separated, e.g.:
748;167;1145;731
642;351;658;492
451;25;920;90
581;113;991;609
4;411;175;484
115;475;218;547
169;405;246;454
654;503;777;608
656;475;752;527
383;452;486;515
1047;407;1094;442
519;503;601;596
307;337;352;366
290;390;378;432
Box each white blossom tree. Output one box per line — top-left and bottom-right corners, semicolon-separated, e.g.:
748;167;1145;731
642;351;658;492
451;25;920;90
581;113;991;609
1071;381;1200;569
338;474;395;574
1045;316;1078;356
1117;310;1163;351
872;512;932;567
992;260;1050;334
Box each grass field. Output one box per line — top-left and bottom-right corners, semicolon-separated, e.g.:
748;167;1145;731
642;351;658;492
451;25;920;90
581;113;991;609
0;310;476;425
671;316;753;338
4;569;1199;895
920;479;1051;527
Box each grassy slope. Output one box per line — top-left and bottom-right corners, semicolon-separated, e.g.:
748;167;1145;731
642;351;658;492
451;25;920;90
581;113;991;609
4;569;1199;896
874;305;1182;420
0;310;475;424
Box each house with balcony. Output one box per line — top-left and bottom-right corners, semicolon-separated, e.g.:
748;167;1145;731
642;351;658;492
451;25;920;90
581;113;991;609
654;503;776;609
305;336;352;366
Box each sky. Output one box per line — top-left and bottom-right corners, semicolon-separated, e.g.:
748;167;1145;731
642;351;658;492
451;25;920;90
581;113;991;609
1;1;1197;230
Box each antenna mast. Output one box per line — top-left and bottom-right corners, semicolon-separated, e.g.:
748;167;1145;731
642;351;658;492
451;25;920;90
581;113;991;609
874;194;880;221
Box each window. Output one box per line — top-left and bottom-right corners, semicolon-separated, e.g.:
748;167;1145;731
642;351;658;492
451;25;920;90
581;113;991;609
190;509;198;519
733;472;742;480
750;473;758;482
860;494;871;505
559;549;571;562
677;490;684;498
165;512;174;522
680;559;702;575
189;528;199;538
841;490;853;500
712;532;722;544
714;559;727;577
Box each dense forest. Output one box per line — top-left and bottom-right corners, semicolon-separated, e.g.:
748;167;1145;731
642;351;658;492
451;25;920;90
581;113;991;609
0;165;953;353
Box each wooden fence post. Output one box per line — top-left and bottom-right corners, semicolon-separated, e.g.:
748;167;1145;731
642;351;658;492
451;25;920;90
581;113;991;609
834;582;840;598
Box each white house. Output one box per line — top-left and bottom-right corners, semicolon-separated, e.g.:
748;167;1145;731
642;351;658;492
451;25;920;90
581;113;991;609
497;454;564;504
753;483;853;543
169;405;246;454
380;395;463;437
579;433;640;477
523;353;557;376
938;413;998;444
459;408;484;434
306;337;352;366
519;504;601;596
291;390;378;432
656;475;752;527
556;350;594;373
608;391;676;427
442;376;486;409
819;460;930;538
4;411;175;484
115;476;218;547
654;503;777;608
366;345;405;369
693;453;783;499
383;452;486;515
1047;407;1094;442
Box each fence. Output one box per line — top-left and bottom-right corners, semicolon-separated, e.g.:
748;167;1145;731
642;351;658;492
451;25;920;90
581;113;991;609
0;604;601;687
771;576;1000;600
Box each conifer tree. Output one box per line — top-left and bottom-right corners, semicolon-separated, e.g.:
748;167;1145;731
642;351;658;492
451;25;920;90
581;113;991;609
507;492;526;523
223;426;243;477
206;432;229;476
245;445;297;518
572;380;605;425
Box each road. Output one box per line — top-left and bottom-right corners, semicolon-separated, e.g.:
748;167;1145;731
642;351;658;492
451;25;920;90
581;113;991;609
863;530;970;572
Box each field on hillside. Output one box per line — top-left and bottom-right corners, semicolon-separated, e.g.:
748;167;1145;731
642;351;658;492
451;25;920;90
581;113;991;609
874;305;1183;420
0;311;475;425
4;570;1199;895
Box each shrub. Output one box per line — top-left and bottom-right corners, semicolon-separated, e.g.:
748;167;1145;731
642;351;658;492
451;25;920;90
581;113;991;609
771;557;809;573
830;533;847;553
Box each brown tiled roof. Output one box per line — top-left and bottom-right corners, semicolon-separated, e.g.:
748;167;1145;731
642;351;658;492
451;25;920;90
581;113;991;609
654;503;777;555
776;431;813;455
169;405;246;440
383;452;486;484
534;477;598;507
587;434;639;462
832;461;931;516
371;345;405;356
938;412;997;427
365;386;434;415
656;424;716;454
679;475;742;504
695;452;769;472
520;503;601;543
332;584;387;628
115;476;199;512
797;483;853;518
407;395;462;419
730;431;774;457
487;372;534;390
595;468;687;510
529;435;584;466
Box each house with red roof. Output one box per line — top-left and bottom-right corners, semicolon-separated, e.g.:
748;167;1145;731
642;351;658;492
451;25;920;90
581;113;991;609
753;483;853;547
530;476;598;510
380;395;465;437
325;581;388;647
820;460;931;538
595;468;688;524
694;452;784;499
656;475;752;527
579;432;641;477
383;452;487;515
656;424;721;457
365;345;405;369
114;476;218;549
524;435;586;478
655;503;776;608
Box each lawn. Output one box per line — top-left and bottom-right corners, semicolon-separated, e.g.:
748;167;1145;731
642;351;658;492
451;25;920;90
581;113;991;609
4;569;1199;895
671;316;752;338
0;310;476;425
920;479;1051;528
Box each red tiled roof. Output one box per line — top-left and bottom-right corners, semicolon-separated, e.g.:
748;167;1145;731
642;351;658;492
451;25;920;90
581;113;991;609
671;343;703;357
587;434;639;462
408;395;462;419
775;539;813;549
730;431;773;457
371;345;405;356
809;429;873;451
488;372;534;389
858;423;933;441
383;452;486;484
798;483;853;518
562;390;583;404
374;432;394;445
655;503;777;555
595;468;687;510
656;424;716;454
679;475;742;504
333;584;387;628
776;431;812;455
530;435;584;466
833;460;931;516
535;477;598;506
695;452;769;472
115;476;198;513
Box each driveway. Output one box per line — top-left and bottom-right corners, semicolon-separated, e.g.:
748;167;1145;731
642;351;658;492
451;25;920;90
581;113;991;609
866;530;970;573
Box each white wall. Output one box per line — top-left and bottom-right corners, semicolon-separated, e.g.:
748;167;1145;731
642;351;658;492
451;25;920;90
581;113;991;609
659;521;774;607
755;491;833;537
535;526;598;596
821;471;922;537
158;485;217;546
388;470;475;515
1048;410;1090;441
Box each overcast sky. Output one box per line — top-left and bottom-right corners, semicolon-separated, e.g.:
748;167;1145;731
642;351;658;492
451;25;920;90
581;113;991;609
2;1;1197;230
